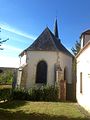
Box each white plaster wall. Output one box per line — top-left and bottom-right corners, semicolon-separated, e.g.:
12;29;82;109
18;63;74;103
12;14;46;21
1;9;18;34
84;35;90;45
81;36;84;49
24;51;72;89
17;70;22;87
20;54;26;66
77;45;90;112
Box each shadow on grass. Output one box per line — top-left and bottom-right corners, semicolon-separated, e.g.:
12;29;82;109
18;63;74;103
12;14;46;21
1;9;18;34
0;109;89;120
0;100;27;109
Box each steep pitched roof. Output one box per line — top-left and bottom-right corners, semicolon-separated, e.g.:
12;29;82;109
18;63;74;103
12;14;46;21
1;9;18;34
27;27;58;51
20;27;73;57
80;29;90;38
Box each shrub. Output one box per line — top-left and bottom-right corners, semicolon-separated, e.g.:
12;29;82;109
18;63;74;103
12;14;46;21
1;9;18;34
12;88;29;100
30;87;44;101
0;88;12;101
42;86;58;101
12;85;59;101
0;70;13;84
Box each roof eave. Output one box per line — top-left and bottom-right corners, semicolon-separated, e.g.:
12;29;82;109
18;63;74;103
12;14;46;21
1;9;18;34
76;41;90;58
19;50;27;57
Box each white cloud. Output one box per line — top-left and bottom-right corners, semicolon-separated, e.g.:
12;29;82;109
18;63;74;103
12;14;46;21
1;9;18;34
0;22;36;40
0;45;21;68
0;22;34;68
2;44;23;52
0;55;20;68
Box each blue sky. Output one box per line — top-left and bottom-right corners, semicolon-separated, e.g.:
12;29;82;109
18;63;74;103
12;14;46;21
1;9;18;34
0;0;90;67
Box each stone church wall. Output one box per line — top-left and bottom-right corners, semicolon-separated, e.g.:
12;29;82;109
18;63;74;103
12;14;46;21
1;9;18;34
25;51;72;89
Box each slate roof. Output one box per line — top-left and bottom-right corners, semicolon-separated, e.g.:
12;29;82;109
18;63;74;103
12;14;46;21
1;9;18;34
80;29;90;38
20;27;73;57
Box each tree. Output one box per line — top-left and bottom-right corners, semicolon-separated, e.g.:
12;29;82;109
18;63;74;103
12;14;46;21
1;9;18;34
0;27;9;50
71;40;80;101
71;40;80;56
0;70;13;84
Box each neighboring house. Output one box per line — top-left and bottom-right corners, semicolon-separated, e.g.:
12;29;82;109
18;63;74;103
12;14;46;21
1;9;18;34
17;19;74;100
76;30;90;112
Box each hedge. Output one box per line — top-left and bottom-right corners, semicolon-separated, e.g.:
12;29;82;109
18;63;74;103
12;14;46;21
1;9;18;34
0;86;59;101
12;86;59;101
0;88;12;101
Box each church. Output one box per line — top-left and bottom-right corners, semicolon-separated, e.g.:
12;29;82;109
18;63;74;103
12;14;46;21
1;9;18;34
17;19;74;100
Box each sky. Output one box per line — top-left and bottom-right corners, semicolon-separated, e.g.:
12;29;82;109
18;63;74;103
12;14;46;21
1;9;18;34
0;0;90;68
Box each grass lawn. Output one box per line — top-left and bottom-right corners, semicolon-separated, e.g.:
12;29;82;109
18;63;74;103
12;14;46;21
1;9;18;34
0;101;90;120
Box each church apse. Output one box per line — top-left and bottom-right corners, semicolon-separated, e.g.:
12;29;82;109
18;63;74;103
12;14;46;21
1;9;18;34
17;19;73;101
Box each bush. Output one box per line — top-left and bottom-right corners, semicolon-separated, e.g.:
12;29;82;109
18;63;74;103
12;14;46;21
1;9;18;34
12;88;29;100
0;70;13;84
0;88;12;101
43;86;58;101
12;86;59;101
28;88;43;101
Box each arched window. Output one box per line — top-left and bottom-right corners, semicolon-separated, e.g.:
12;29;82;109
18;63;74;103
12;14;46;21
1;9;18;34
36;61;47;84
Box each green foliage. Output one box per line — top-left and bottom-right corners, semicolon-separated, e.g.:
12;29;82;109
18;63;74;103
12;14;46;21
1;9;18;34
71;40;80;56
12;88;29;100
0;70;13;84
71;40;80;100
0;27;9;50
42;86;58;101
0;86;58;102
12;86;59;101
0;88;12;101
